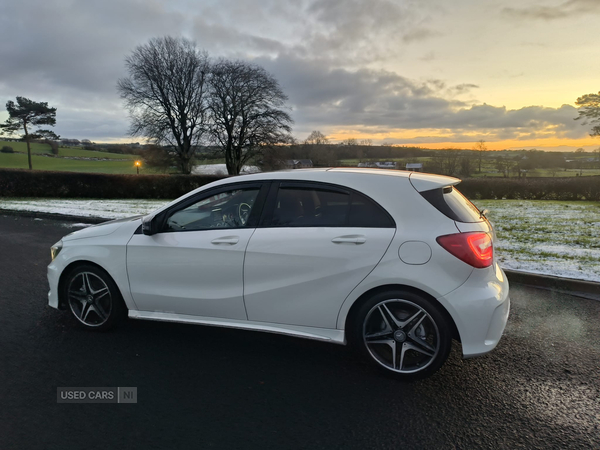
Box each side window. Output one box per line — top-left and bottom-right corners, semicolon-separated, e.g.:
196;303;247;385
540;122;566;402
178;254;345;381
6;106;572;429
270;186;394;228
348;193;395;228
166;188;260;231
272;188;350;227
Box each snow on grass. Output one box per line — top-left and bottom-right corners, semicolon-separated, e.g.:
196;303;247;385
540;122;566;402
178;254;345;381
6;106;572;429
61;223;94;228
1;197;598;282
474;200;600;283
191;164;260;175
0;198;167;219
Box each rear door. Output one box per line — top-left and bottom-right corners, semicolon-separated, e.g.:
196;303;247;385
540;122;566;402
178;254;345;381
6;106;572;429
243;181;396;329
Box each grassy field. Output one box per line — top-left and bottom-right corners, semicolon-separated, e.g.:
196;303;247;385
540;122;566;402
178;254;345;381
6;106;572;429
0;152;142;174
0;139;141;173
338;156;600;177
474;200;600;282
0;140;136;159
470;168;600;177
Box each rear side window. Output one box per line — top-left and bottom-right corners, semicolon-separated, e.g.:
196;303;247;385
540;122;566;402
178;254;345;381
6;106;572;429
270;186;394;228
420;186;482;223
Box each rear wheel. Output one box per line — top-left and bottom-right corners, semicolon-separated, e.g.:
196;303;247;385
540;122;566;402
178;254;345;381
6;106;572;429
62;264;126;331
349;290;452;380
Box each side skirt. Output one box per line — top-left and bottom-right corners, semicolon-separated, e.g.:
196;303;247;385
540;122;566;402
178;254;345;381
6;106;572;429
128;310;346;344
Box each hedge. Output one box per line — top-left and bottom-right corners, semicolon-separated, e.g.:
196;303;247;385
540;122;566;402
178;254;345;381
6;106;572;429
1;168;599;201
0;169;227;199
458;176;600;201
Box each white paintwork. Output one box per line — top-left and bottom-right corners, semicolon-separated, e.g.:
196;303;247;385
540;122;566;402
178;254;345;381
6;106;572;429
47;168;510;364
440;262;510;357
398;241;432;265
47;217;143;311
243;227;395;328
129;310;346;344
408;172;461;192
126;229;255;320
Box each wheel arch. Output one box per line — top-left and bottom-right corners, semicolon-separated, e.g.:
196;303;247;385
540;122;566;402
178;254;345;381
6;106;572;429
343;284;461;342
57;260;123;310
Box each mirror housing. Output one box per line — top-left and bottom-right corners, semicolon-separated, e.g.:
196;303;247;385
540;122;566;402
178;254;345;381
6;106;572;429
142;215;159;236
480;208;489;217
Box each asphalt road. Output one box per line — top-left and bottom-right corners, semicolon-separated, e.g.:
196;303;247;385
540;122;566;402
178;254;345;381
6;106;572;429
1;214;599;450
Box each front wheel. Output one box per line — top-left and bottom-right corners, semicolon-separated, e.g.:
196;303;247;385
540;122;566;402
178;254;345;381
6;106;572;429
62;264;127;331
349;290;453;380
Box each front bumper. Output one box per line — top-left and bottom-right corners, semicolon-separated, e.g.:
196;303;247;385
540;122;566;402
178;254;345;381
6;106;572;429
47;261;60;309
438;262;510;358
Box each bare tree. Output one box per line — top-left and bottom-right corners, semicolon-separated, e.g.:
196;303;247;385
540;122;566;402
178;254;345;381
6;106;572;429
360;138;373;146
495;157;510;178
260;146;288;172
459;153;474;177
208;60;293;175
118;36;209;174
304;130;329;145
442;150;461;176
473;139;487;173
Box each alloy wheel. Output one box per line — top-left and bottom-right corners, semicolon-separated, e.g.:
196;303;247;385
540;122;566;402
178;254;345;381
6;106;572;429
363;299;440;373
67;272;112;327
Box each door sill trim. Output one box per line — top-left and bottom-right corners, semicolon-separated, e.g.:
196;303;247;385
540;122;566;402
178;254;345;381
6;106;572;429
128;310;346;344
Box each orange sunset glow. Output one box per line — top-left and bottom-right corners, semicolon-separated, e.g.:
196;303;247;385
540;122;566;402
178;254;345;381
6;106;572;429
1;0;598;151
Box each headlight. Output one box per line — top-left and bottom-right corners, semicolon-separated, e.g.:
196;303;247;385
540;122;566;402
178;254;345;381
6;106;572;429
51;241;63;261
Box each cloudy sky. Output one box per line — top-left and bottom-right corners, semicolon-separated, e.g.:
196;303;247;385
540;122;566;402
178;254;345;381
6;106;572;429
1;0;599;150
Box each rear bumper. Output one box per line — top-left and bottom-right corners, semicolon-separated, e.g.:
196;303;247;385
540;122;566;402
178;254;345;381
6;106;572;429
438;262;510;358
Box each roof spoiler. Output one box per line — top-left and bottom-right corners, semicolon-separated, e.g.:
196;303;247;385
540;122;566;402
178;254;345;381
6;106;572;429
409;172;461;192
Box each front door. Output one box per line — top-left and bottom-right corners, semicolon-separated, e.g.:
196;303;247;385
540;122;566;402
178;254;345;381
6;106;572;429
127;184;265;320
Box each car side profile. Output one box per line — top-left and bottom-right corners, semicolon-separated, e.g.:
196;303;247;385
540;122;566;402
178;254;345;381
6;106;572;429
48;168;510;380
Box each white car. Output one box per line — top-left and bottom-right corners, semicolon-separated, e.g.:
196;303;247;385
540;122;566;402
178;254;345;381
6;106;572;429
48;168;509;379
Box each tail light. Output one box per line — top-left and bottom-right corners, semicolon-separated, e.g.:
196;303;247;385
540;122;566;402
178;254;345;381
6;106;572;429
436;232;493;268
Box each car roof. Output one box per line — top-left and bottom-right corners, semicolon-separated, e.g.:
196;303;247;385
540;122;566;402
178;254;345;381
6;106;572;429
151;168;460;217
233;168;460;191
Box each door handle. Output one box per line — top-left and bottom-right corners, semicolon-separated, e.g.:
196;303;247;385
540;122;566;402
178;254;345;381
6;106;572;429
211;236;239;245
331;235;367;245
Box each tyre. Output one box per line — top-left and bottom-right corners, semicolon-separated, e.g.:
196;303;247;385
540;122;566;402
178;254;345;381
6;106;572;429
62;264;127;331
349;290;452;380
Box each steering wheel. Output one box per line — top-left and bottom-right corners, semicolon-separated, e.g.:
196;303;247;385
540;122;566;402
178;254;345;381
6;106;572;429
238;203;251;225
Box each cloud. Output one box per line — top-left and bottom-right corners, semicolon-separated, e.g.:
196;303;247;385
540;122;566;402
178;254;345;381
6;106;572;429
255;54;585;142
403;28;441;43
292;0;440;65
192;18;287;56
452;84;479;95
0;0;185;139
503;0;600;21
0;0;588;145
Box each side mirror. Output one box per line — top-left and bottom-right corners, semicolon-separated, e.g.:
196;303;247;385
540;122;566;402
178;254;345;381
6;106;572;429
480;208;489;217
142;215;159;236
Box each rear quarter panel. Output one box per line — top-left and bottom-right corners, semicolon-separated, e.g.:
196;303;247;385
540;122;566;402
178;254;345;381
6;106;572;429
336;180;474;329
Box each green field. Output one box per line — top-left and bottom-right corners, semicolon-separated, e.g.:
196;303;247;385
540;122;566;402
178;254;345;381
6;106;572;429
0;140;142;174
0;140;136;159
338;156;600;178
0;152;143;174
470;168;600;177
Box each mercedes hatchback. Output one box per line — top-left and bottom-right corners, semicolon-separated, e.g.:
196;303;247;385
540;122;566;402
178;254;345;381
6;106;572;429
48;168;509;380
